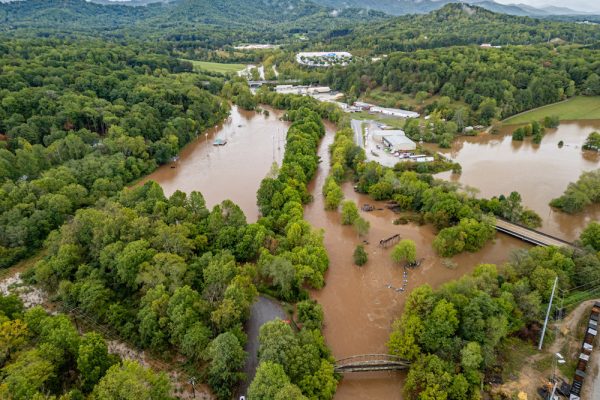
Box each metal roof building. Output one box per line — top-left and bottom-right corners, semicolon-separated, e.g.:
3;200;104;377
382;135;416;152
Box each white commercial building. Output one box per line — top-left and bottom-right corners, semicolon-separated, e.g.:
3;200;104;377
371;129;416;152
370;106;420;118
382;135;417;152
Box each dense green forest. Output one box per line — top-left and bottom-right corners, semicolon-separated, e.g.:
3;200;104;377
13;92;341;399
1;1;599;399
321;4;600;53
325;44;600;126
0;38;227;267
0;0;385;50
0;294;172;399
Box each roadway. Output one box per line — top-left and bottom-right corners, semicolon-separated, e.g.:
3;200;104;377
495;219;573;248
351;119;364;148
236;296;287;397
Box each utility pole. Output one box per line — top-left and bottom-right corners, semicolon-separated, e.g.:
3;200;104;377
539;277;559;350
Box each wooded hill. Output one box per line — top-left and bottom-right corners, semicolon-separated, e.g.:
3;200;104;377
318;3;600;53
0;0;385;48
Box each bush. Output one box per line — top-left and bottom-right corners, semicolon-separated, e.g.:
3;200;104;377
391;240;417;264
583;131;600;151
296;300;324;330
433;217;495;257
512;127;525;141
543;115;559;128
353;245;368;266
341;201;359;225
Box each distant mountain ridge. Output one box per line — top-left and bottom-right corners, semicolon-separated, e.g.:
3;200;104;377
0;0;386;44
314;0;591;16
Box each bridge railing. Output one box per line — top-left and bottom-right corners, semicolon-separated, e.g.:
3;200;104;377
335;354;409;366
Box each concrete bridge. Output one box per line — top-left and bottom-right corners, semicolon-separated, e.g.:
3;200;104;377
495;218;574;248
334;354;410;373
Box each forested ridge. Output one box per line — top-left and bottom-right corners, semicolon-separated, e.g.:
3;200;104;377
321;4;600;53
0;38;227;267
0;0;385;49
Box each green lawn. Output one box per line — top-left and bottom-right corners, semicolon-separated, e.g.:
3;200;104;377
503;96;600;125
182;59;246;74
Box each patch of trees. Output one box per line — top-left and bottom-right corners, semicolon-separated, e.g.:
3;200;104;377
325;45;599;126
255;106;331;297
250;96;340;398
248;319;337;400
511;121;545;143
0;38;228;268
388;240;600;399
30;182;262;399
550;169;600;213
0;294;171;399
583;131;600;151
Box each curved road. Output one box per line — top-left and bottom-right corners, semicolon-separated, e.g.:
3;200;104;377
237;296;287;397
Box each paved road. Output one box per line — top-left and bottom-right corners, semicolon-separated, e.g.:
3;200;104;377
237;296;287;397
351;119;364;148
495;219;572;248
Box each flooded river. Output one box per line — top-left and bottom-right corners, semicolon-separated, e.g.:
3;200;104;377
139;105;288;221
305;128;527;400
144;107;599;399
434;120;600;241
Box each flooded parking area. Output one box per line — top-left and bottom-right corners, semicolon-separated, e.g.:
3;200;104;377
139;106;288;221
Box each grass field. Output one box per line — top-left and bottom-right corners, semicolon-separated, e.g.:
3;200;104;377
503;96;600;125
182;59;246;74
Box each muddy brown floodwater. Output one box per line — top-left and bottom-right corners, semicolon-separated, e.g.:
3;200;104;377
139;105;288;221
141;108;563;399
433;120;600;241
305;127;528;400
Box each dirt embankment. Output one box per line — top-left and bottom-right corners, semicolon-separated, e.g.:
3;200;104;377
495;299;600;398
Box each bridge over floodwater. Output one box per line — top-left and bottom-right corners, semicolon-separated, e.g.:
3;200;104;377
495;218;574;248
334;354;411;373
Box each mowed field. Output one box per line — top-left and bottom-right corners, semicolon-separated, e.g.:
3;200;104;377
182;59;246;74
504;96;600;124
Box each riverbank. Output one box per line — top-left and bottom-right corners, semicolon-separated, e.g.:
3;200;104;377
503;96;600;125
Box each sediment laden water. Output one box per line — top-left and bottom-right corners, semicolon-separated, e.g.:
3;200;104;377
144;108;598;399
139;106;288;221
433;120;600;242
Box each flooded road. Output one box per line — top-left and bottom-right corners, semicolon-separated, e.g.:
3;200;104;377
139;106;288;221
305;128;527;400
433;120;600;241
